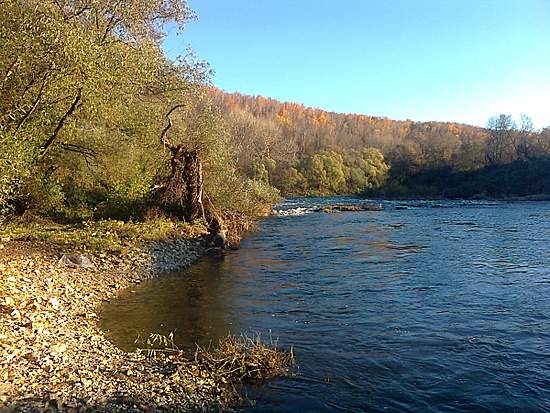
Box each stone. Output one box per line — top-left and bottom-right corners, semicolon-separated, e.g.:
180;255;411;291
319;203;383;213
49;297;60;310
212;232;226;249
58;253;96;270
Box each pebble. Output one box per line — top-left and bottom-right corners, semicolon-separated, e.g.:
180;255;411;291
0;235;237;412
49;297;60;310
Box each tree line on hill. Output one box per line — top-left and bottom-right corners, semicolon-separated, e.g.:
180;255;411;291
211;90;550;199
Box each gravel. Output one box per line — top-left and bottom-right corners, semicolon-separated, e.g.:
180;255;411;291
0;236;237;412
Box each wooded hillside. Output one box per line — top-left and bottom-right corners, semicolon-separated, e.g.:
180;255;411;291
213;90;550;198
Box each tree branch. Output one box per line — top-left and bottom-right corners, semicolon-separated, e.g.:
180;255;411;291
16;72;49;131
100;16;120;44
52;0;66;12
160;104;185;150
64;5;91;21
100;1;123;44
40;88;82;157
0;58;20;90
60;142;98;167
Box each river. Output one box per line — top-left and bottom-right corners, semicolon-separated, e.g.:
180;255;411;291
100;197;550;412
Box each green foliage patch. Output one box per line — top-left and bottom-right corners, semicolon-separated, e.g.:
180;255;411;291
0;217;207;252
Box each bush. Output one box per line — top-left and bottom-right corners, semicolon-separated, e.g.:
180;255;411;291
247;179;281;205
0;132;35;214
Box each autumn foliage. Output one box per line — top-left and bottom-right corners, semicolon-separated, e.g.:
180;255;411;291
213;90;550;198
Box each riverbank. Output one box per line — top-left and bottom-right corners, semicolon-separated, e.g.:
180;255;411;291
0;220;290;412
1;235;223;411
361;193;550;202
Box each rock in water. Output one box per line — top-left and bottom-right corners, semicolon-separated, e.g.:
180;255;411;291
58;253;96;269
212;231;226;249
320;203;383;213
205;231;226;256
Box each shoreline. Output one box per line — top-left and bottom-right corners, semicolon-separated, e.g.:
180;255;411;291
360;193;550;202
0;235;236;412
282;193;550;202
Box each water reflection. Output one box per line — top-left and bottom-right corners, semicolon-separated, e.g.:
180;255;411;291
101;258;239;353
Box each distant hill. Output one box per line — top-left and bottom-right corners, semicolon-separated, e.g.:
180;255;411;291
210;88;488;160
210;88;550;199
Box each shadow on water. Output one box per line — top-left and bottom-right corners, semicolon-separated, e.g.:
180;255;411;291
100;258;238;354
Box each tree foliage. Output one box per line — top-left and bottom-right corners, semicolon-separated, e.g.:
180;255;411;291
2;0;549;221
0;0;270;222
212;90;550;198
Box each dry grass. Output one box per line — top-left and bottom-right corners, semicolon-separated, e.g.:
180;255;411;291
190;333;296;407
0;217;208;252
194;333;295;383
136;332;296;407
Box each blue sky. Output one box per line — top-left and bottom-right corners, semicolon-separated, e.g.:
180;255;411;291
163;0;550;128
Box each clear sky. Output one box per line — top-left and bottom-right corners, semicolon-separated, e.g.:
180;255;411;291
163;0;550;128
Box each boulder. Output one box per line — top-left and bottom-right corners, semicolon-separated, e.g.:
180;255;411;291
58;253;96;269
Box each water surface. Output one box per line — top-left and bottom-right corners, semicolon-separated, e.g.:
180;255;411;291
101;198;550;412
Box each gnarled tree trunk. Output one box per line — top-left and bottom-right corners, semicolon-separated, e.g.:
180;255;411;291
156;144;205;222
154;105;225;244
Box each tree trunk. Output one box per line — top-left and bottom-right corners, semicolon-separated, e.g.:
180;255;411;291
155;104;225;243
156;145;205;223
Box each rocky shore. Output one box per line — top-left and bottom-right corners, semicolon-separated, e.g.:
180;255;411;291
0;236;236;412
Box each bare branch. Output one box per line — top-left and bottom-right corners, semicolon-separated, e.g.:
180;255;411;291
40;88;82;157
160;104;185;149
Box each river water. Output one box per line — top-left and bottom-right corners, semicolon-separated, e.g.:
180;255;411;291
100;197;550;412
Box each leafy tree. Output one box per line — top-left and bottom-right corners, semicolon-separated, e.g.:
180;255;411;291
0;0;268;226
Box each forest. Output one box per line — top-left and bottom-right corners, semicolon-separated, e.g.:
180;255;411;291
0;0;279;234
212;90;550;199
1;0;550;231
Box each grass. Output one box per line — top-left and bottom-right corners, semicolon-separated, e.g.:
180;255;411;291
135;331;296;406
194;333;295;384
0;216;208;252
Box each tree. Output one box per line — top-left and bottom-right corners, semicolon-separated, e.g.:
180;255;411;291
485;114;516;165
514;114;535;160
0;0;206;213
534;127;550;157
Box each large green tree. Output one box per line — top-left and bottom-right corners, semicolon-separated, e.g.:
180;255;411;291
0;0;208;214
